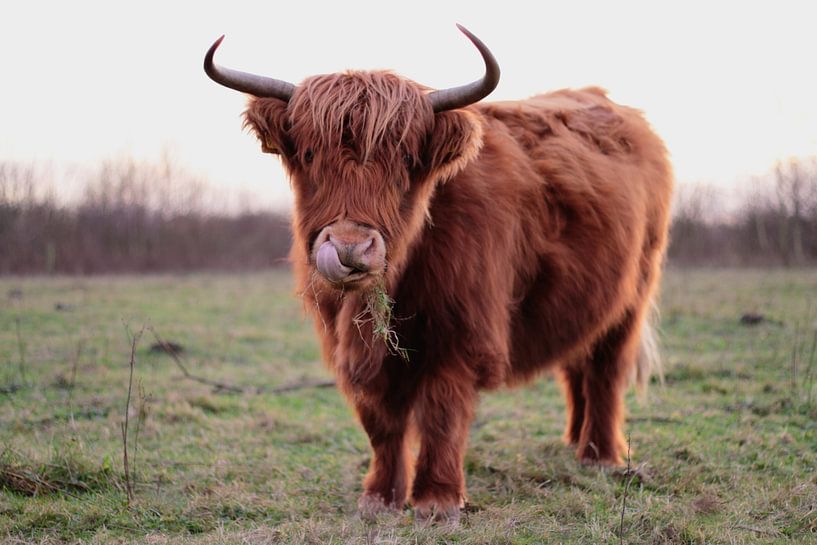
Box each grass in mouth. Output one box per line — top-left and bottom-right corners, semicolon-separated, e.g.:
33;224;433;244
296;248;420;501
355;281;409;361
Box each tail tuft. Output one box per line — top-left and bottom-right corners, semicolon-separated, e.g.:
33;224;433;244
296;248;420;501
635;305;662;393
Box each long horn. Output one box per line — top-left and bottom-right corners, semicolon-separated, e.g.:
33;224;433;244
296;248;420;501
428;25;500;112
204;36;295;101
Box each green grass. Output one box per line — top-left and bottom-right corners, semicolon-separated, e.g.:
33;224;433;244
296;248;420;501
1;268;816;544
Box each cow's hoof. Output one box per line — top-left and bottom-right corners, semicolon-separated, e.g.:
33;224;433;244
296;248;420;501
579;456;621;468
578;440;626;467
413;500;462;527
358;492;398;520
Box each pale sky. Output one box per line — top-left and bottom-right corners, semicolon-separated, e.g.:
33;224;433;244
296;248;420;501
2;0;816;211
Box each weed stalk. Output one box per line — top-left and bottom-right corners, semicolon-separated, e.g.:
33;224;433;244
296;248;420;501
132;381;150;485
14;316;27;385
791;321;801;398
67;339;84;428
619;433;633;545
803;330;817;408
121;325;144;506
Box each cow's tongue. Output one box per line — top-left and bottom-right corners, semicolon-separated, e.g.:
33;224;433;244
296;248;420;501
316;242;353;282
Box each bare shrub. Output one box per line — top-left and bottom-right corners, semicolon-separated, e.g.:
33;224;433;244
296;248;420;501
0;155;291;274
4;155;816;272
669;183;729;265
667;156;817;266
730;157;817;266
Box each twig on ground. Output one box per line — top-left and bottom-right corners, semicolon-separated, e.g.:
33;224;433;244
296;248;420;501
266;379;336;394
0;465;60;496
149;327;335;395
627;416;680;424
149;328;243;393
0;458;84;499
734;524;780;536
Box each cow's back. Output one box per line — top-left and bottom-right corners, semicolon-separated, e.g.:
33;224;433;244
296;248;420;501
470;88;673;383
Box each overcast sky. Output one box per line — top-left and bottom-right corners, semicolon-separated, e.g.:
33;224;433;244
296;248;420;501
2;0;815;210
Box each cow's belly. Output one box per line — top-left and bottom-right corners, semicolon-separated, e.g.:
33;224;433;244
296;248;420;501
505;246;639;384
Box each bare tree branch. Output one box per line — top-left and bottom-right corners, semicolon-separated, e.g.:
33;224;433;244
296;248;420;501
149;328;335;395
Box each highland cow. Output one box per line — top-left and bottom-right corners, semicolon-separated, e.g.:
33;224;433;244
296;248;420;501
205;25;672;523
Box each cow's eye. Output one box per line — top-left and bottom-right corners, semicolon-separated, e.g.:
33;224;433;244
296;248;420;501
304;149;314;164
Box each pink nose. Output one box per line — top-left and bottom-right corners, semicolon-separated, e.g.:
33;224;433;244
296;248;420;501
316;239;375;281
313;221;386;283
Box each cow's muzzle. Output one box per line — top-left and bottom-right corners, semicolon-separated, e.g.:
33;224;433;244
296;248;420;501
313;221;386;285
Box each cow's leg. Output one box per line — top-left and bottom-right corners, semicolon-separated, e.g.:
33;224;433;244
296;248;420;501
355;399;411;517
558;363;586;446
577;310;640;466
410;371;477;525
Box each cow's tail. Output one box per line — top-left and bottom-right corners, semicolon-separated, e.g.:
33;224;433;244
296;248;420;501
634;300;662;394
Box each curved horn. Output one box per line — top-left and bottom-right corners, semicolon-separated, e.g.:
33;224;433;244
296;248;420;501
428;25;500;112
204;36;295;101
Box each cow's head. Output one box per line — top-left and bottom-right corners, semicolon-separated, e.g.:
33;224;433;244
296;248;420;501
205;26;499;291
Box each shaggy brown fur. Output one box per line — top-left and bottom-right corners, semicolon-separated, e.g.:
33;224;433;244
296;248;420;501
242;71;672;521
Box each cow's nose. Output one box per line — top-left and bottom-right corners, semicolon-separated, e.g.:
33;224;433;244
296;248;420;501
313;221;387;284
329;235;375;271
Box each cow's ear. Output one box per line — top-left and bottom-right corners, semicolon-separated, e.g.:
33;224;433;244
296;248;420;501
425;109;484;181
243;98;293;156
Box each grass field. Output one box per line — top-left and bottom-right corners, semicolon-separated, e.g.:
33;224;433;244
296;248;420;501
1;268;816;544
